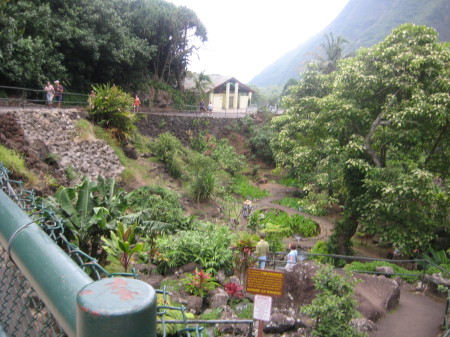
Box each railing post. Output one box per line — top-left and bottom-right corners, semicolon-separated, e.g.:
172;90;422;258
76;277;156;337
0;190;92;337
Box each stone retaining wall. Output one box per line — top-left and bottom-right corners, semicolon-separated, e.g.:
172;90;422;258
0;109;124;183
137;114;248;143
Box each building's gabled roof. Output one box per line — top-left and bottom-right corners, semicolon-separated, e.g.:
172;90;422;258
184;74;254;93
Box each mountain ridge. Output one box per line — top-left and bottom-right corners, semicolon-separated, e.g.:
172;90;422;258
249;0;450;87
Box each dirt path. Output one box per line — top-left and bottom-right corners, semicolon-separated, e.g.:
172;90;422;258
255;182;334;248
254;182;447;337
369;283;446;337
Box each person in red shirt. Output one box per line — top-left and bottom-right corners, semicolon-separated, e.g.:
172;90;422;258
133;95;141;113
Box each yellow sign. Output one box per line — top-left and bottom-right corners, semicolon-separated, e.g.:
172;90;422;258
246;268;284;297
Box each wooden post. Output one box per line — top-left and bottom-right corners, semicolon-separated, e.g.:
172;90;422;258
257;320;264;337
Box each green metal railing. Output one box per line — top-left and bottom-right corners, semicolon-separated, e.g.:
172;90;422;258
0;164;156;337
0;164;253;337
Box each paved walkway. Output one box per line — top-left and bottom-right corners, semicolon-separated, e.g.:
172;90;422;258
369;283;446;337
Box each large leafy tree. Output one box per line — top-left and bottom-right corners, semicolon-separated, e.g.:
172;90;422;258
1;0;206;91
0;1;66;87
272;24;449;255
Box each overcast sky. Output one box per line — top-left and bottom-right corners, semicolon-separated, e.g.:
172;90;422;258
167;0;350;83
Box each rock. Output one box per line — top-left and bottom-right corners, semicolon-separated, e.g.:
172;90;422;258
180;262;201;273
217;306;248;335
210;292;229;309
215;270;227;284
186;295;203;314
123;145;138;159
29;139;50;161
353;273;401;320
350;318;377;332
375;266;395;276
138;274;164;289
272;261;319;315
264;312;296;333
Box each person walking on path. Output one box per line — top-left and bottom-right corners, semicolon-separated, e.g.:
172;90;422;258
285;242;298;271
44;81;54;107
207;101;213;116
133;95;141;113
199;100;205;115
255;232;269;269
53;80;64;108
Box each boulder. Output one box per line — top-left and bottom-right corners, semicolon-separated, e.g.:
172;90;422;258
180;262;201;273
272;261;319;315
264;312;296;333
186;295;203;314
375;266;395;277
353;273;401;320
210;292;229;309
350;318;377;332
138;274;163;289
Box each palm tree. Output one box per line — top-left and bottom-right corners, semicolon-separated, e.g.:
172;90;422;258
194;70;213;96
313;32;348;74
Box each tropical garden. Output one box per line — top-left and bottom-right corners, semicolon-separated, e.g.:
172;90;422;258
0;0;449;333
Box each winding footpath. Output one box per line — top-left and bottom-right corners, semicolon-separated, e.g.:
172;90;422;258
253;182;447;337
254;182;334;248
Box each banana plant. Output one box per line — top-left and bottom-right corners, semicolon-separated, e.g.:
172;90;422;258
102;222;144;272
43;176;129;263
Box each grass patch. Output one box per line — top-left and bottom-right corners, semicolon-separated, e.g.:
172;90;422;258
0;145;37;183
75;119;96;141
344;260;422;283
276;197;301;209
230;174;269;200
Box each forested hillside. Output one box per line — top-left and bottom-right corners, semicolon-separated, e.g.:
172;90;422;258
250;0;450;87
0;0;206;91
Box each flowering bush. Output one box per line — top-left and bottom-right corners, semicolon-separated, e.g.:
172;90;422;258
232;232;258;283
224;282;244;299
182;268;219;298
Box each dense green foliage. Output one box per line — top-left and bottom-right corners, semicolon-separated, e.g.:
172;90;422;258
127;185;185;225
272;24;449;255
43;177;128;260
0;0;207;91
248;209;318;252
88;84;136;141
302;265;366;337
156;222;234;274
344;261;421;283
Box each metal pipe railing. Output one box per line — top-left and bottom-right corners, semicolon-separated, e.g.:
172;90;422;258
0;190;156;337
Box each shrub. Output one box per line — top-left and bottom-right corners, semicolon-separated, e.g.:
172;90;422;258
87;84;136;142
187;154;217;202
156;222;233;274
182;268;219;297
231;232;258;283
302;264;366;337
126;186;185;226
309;241;333;264
152;132;183;164
191;134;245;175
249;209;319;239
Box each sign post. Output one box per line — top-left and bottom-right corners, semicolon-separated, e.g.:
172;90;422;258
246;268;284;337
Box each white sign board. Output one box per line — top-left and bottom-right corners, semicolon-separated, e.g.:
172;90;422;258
253;295;272;322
